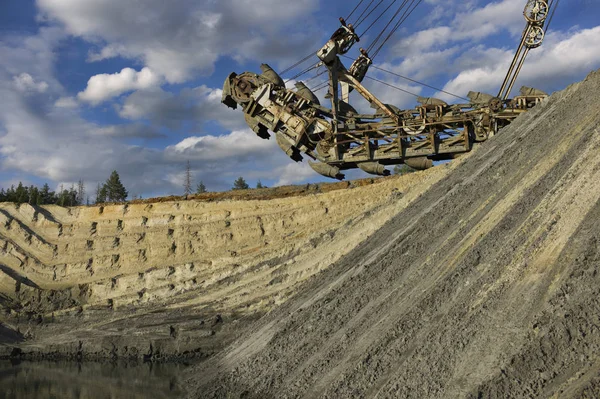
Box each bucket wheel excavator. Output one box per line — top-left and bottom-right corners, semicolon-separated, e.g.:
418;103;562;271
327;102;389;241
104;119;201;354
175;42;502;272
222;0;559;179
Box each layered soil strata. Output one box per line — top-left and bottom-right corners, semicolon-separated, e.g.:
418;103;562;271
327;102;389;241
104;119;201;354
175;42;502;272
0;166;451;360
185;71;600;398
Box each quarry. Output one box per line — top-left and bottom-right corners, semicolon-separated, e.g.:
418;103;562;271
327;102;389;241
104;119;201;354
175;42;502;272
1;69;600;397
2;1;600;398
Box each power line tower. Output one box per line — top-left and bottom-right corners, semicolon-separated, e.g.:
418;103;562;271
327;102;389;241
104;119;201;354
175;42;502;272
184;160;192;196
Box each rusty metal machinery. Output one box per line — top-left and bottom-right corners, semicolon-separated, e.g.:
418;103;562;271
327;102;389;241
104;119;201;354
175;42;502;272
499;0;557;100
222;0;558;180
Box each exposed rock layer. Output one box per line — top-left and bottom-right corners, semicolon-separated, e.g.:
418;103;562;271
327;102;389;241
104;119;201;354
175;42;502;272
0;166;450;360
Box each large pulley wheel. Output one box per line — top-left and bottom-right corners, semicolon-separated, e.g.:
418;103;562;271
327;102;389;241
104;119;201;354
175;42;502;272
488;97;503;112
403;120;427;136
231;73;261;104
524;0;549;24
525;25;545;48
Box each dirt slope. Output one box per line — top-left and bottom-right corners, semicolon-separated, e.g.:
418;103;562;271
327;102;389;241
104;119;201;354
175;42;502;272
185;70;600;398
0;164;452;359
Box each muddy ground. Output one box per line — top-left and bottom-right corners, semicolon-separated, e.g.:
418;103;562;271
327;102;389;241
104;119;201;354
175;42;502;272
184;70;600;398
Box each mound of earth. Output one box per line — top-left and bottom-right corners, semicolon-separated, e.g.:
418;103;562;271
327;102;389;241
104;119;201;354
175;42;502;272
185;70;600;398
0;164;451;360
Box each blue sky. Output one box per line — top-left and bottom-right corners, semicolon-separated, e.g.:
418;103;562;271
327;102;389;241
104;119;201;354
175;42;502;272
0;0;599;199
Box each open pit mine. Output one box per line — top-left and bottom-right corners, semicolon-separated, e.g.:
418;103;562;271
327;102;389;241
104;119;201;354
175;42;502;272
1;69;600;397
3;1;600;398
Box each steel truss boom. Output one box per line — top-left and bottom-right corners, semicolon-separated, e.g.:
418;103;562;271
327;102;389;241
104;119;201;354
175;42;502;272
221;0;554;180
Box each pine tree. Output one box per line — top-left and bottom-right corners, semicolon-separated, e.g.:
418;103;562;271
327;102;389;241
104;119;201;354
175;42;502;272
95;183;103;204
28;186;40;205
104;171;128;202
183;161;192;196
76;179;85;205
232;177;249;190
256;180;264;189
15;182;28;204
6;185;16;202
57;188;69;207
40;183;52;205
96;184;108;204
196;181;207;194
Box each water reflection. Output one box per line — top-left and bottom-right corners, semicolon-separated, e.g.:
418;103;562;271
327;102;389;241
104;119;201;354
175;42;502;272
0;360;187;398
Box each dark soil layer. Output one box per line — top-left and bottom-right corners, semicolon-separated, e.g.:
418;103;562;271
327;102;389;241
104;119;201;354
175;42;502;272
0;360;186;398
185;70;600;398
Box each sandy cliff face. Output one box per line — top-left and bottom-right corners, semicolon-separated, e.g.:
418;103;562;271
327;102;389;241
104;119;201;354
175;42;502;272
185;70;600;398
0;166;451;359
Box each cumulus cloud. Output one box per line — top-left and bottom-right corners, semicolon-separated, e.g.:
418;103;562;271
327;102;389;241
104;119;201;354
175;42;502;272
78;67;161;105
393;0;525;57
0;25;300;195
91;124;166;139
1;0;599;199
54;96;78;109
164;130;277;162
37;0;322;83
275;162;317;186
438;26;600;100
13;73;49;93
119;85;245;131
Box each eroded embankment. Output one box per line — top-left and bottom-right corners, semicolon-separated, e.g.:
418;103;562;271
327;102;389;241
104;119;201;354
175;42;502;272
186;71;600;398
0;166;451;360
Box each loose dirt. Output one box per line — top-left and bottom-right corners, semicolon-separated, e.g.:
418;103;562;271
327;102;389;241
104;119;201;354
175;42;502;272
183;70;600;398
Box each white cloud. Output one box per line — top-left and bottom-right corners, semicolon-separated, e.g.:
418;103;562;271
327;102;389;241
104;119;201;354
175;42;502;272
0;27;314;196
91;124;165;139
54;96;78;109
1;0;599;199
37;0;321;83
13;73;49;93
78;67;161;105
275;162;316;186
438;26;600;100
165;129;278;162
393;0;525;56
118;85;245;131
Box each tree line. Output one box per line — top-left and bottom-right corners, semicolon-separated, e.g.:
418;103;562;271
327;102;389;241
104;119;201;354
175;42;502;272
184;161;264;195
0;162;413;206
0;181;85;206
0;167;267;206
0;170;128;206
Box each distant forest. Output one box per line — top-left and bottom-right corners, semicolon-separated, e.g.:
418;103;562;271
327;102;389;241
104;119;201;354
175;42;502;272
1;170;129;206
0;181;84;206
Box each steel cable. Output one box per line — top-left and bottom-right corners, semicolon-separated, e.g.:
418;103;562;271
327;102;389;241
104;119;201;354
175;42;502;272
355;0;387;29
340;55;468;101
371;0;423;58
366;0;410;53
285;63;320;83
346;0;367;21
280;51;316;76
365;76;421;98
353;0;377;26
359;0;399;38
544;0;560;34
304;68;329;85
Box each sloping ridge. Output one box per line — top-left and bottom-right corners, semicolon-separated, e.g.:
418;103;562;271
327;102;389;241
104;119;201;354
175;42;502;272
186;70;600;398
